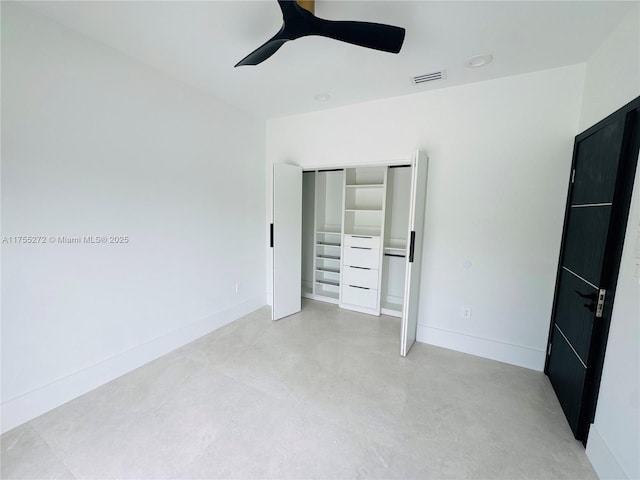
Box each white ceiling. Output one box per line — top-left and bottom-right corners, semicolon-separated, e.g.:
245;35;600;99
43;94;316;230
25;1;635;119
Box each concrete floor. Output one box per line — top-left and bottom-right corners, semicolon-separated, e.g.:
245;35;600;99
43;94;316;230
1;300;597;479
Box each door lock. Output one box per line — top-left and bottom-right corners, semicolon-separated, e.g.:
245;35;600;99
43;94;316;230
595;289;606;318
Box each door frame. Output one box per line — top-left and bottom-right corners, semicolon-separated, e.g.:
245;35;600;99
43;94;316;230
544;96;640;443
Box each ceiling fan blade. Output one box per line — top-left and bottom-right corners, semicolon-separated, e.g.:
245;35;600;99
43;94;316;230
314;19;405;54
235;1;406;66
235;35;289;67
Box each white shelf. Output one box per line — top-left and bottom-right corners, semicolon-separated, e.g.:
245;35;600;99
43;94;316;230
316;267;340;273
314;286;339;300
386;238;406;249
315;279;339;287
317;230;341;235
345;184;384;188
345;167;386;186
316;254;340;260
344;208;383;212
344;226;382;237
316;242;341;247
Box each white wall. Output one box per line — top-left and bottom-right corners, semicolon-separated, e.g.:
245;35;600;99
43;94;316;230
1;3;266;432
267;64;585;371
579;10;640;131
579;7;640;480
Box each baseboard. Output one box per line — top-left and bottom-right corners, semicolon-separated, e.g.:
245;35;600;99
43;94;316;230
416;324;546;371
339;302;380;317
586;424;630;480
1;295;265;434
380;307;402;318
302;293;340;305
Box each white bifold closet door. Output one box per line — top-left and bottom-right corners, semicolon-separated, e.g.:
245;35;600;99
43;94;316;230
272;163;302;321
400;151;429;356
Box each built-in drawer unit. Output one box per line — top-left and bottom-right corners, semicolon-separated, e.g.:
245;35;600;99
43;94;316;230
343;246;380;269
341;284;378;309
341;233;382;312
343;234;381;249
342;265;379;289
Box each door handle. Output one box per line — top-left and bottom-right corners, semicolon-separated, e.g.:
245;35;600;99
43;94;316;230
574;290;597;301
409;231;416;263
575;290;597;311
575;290;603;315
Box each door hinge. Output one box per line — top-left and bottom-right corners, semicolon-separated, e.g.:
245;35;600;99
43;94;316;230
571;169;576;184
595;289;606;318
547;343;552;356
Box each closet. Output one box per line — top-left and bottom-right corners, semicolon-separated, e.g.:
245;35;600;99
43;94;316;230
272;151;428;356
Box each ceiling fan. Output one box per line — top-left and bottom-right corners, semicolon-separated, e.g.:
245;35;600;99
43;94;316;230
235;0;406;67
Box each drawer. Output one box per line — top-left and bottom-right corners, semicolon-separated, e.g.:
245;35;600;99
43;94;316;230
341;284;378;309
344;234;381;249
343;246;381;268
342;265;379;289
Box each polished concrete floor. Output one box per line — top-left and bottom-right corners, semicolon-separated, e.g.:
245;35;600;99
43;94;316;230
2;300;596;479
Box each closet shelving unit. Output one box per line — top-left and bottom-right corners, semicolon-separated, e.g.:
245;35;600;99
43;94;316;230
343;168;386;237
301;162;417;317
339;167;388;315
314;228;342;300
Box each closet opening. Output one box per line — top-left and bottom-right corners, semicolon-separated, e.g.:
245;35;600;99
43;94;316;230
302;165;413;317
272;152;428;355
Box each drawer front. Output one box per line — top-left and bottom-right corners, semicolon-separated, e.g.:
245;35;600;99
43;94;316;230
343;246;380;268
341;284;378;309
344;235;381;249
342;265;379;289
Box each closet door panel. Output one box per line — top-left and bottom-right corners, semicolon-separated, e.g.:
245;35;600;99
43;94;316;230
401;152;429;356
272;163;302;321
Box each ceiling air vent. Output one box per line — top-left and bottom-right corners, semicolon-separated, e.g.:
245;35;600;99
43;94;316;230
412;70;445;85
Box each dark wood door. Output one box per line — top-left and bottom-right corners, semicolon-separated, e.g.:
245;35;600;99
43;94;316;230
546;97;639;443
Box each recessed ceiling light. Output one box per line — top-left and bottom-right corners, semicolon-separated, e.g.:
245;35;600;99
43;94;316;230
313;93;331;102
466;54;493;68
